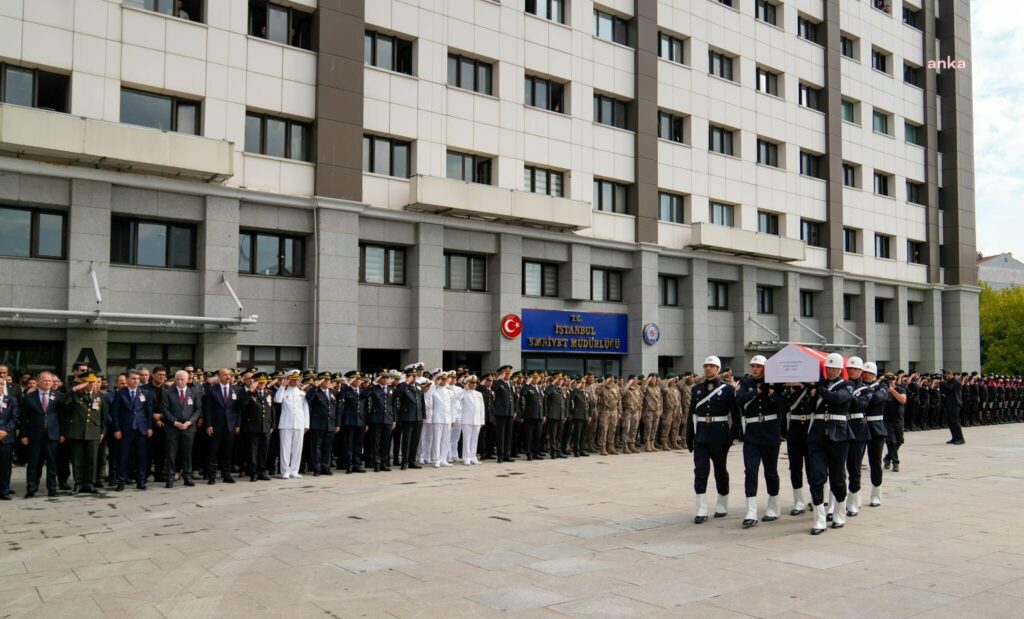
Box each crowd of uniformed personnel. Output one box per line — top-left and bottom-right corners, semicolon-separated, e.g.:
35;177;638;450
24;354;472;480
0;358;1021;522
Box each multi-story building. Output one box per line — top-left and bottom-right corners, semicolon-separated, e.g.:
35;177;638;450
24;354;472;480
977;253;1024;291
0;0;979;378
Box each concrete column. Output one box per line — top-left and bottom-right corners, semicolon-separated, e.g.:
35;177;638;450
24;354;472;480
681;258;708;371
919;288;943;372
817;275;844;348
778;272;801;343
483;233;523;372
66;179;112;376
892;286;910;369
199;196;242;370
199;332;236;371
65;328;108;376
859;281;877;360
941;287;981;371
314;208;360;369
734;265;757;363
624;248;659;376
407;222;444;369
564;243;591;301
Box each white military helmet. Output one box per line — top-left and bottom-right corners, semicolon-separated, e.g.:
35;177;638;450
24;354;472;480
862;362;878;375
846;356;864;370
703;355;722;368
749;355;768;366
824;353;845;369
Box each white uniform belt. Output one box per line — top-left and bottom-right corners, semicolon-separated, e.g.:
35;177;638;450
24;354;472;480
744;414;778;423
789;413;812;422
697;415;729;423
849;413;865;419
825;414;848;422
865;415;884;422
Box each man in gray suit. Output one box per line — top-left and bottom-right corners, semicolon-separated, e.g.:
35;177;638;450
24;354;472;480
161;370;201;488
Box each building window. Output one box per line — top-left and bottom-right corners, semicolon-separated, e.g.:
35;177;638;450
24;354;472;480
658;33;686;64
362;135;410;178
800;219;824;247
524;166;565;197
843;163;858;188
798;83;823;111
709;201;735;227
364;30;413;75
444;253;486;292
875;298;886;323
874;171;892;196
446;150;492;184
245;113;311;162
903;5;921;29
907;302;917;326
1;64;69;113
659;275;679;307
797;16;821;44
843;227;858;253
593;93;629;129
757;211;779;235
359;244;405;285
800;290;815;318
658;111;686;143
843;294;854;321
593;179;629;213
448;54;493;95
755;0;778;26
907;240;925;264
840;34;857;59
906;180;925;205
708;281;728;310
715;0;735;6
756;286;774;314
523;261;558;297
237;345;304;373
800;151;824;179
871;48;891;74
524;75;565;113
110;217;195;269
0;206;65;260
708;50;734;81
756;67;780;96
240;231;305;278
249;1;312;49
125;0;203;22
841;99;857;123
874;234;892;259
120;88;199;134
591;268;623;302
905;121;923;146
872;109;891;135
757;139;779;167
107;343;195;377
659;192;685;223
709;125;735;156
594;9;629;46
525;0;565;24
904;62;923;87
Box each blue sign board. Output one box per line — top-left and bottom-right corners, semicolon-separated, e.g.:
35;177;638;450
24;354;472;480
520;309;628;355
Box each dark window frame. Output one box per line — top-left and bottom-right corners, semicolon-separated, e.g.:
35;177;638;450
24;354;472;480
757;138;779;167
659;275;679;307
843;227;858;253
907;240;925;264
799;150;824;179
524;74;565;113
756;286;775;315
658;32;686;64
797;15;821;44
0;205;67;260
249;0;313;50
110;216;196;270
358;244;406;286
593;8;630;46
875;298;887;323
710;201;735;227
444;252;487;292
756;66;780;96
524;165;565;197
840;35;856;59
843;163;858;187
107;343;196;376
755;0;778;26
0;63;70;113
708;49;734;81
364;30;414;75
906;180;925;205
708;280;729;311
871;48;890;74
522;260;559;297
446;150;493;185
593;178;629;214
590;267;623;302
658;111;686;143
800;219;824;247
757;210;779;235
799;82;824;111
120;87;200;135
525;0;565;24
245;112;312;162
593;93;629;129
843;294;854;321
800;290;815;318
362;134;411;178
448;53;493;95
874;171;892;196
239;230;306;278
659;192;685;223
237;345;306;373
875;234;892;259
709;124;735;155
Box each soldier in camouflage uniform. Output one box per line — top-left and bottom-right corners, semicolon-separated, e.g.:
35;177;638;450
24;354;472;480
594;375;621;456
659;376;681;450
675;373;694;449
641;374;663;452
620;376;643;454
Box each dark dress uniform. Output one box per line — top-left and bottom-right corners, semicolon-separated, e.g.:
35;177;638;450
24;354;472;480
782;384;815;514
239;386;275;480
846;379;871;500
161;384;201;486
861;380;889;493
60;387;106;493
942;377;964;443
479;383;495;459
568;385;592;457
338;380;367;473
521;382;544;460
736;376;782;505
492;378;515;462
366;382;395;471
917;384;930;430
394;380;423;469
806;378;854;511
305;387;338;475
544;383;567;459
147;382;169;482
0;392;18;498
883;383;906;469
686;377;740;508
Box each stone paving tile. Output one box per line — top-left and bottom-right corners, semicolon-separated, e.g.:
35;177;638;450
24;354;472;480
771;549;861;570
526;555;613;576
466;584;570;612
548;593;664;617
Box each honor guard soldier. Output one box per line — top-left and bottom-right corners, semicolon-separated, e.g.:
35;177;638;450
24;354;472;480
883;373;907;472
161;370;201;488
239;372;275;481
491;366;515;463
859;363;888;508
842;357;869;520
60;371;105;494
781;380;816;515
687;356;740;523
807;353;854;535
735;356;783;527
306;371;338;476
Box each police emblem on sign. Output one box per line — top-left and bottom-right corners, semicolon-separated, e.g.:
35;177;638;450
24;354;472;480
642;322;660;345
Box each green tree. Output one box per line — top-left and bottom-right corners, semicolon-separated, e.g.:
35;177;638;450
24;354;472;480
980;283;1024;373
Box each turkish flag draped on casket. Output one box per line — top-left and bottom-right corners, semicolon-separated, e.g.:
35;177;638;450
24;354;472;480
765;344;848;383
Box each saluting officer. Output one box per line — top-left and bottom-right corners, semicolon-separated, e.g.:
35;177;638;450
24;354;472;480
306;371;338;476
544;374;568;459
735;356;783;527
807;353;854;535
366;371;396;472
687;356;740;523
239;372;275;482
60;371;105;494
521;372;545;461
568;378;592;457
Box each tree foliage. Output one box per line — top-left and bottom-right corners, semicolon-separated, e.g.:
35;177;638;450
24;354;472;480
980;283;1024;373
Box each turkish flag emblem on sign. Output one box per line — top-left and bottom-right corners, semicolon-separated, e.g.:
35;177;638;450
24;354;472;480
500;314;522;339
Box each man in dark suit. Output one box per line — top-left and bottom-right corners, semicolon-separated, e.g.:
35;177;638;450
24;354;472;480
161;370;201;488
202;368;241;484
110;370;154;491
240;372;275;481
305;372;338;476
20;371;63;498
0;379;20;499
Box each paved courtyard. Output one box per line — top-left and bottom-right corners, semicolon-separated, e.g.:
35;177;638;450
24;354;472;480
2;425;1024;618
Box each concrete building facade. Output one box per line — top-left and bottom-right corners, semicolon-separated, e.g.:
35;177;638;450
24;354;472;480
0;0;980;378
